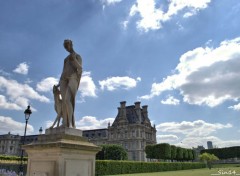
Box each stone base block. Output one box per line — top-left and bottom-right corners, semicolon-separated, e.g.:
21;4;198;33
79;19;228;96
23;127;101;176
45;126;82;136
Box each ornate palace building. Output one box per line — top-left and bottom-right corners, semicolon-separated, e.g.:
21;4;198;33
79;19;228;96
83;101;157;161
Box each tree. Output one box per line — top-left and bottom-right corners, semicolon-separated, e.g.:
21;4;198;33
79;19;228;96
201;146;240;159
157;143;171;160
187;149;193;161
170;145;177;161
145;145;155;160
154;143;171;160
176;147;183;161
199;152;219;169
183;148;189;161
96;144;128;160
192;150;197;161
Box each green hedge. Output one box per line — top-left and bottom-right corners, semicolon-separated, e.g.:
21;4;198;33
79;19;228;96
96;160;205;175
0;155;27;161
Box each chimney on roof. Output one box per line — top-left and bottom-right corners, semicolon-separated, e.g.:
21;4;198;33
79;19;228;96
119;101;127;121
120;101;126;108
134;101;141;123
117;107;121;116
142;105;148;112
142;105;149;123
134;101;141;108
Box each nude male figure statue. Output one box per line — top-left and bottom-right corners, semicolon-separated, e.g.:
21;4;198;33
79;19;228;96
57;39;82;128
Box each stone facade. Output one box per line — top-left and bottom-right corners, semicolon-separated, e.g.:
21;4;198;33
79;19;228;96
0;133;39;156
83;101;157;161
0;132;21;155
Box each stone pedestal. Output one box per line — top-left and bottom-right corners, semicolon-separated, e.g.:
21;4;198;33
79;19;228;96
23;127;101;176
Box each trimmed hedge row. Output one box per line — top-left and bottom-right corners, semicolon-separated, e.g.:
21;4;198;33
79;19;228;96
96;160;205;175
0;155;27;161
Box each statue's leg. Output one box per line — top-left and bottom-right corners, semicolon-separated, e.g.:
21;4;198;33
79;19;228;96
64;87;73;127
51;116;58;128
65;78;79;128
60;80;68;127
57;114;61;127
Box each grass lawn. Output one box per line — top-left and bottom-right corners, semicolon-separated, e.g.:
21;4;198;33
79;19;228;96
108;164;240;176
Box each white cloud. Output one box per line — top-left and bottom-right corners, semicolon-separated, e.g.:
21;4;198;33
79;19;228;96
0;69;11;77
99;76;141;91
136;77;141;81
166;0;211;19
129;0;164;31
161;96;180;105
45;120;53;129
140;37;240;107
156;120;232;137
228;103;240;111
157;134;179;143
0;95;22;110
36;77;59;92
24;78;33;84
0;116;34;134
122;20;129;30
76;116;114;130
125;0;211;31
0;76;49;110
13;62;29;75
156;120;238;148
79;71;97;97
101;0;122;5
183;12;194;18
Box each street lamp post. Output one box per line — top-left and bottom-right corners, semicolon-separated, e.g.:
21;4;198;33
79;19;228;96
19;105;32;176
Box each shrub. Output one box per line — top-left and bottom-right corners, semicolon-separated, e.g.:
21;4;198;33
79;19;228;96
95;160;205;175
96;144;128;160
201;146;240;159
0;155;27;162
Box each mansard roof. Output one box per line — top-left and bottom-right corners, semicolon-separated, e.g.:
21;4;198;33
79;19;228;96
126;105;150;124
112;102;151;126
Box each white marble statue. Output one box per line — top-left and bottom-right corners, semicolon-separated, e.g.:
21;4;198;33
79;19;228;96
55;39;82;128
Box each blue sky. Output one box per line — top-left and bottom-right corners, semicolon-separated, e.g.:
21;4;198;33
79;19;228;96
0;0;240;148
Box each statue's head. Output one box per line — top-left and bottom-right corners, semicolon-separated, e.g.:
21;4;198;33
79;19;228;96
63;39;73;52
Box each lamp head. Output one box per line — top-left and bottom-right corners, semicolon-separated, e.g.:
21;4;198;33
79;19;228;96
24;105;32;120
